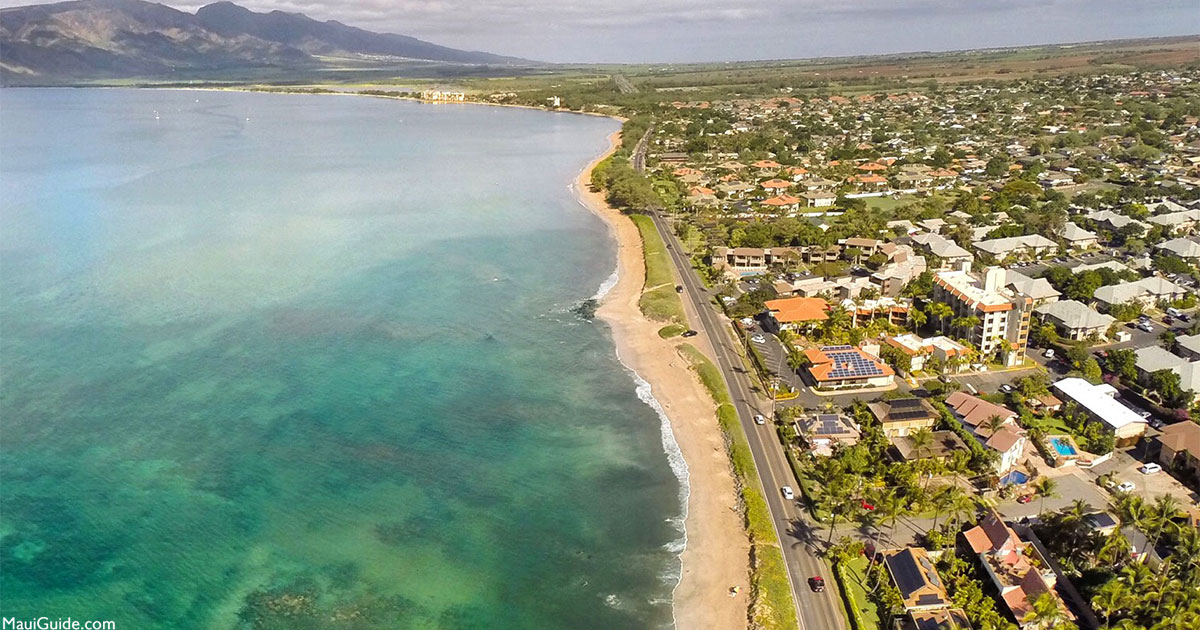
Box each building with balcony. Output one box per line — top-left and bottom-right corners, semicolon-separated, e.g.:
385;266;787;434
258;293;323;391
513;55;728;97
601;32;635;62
932;265;1033;367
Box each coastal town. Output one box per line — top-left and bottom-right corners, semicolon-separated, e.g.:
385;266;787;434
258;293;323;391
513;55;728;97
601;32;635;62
587;66;1200;630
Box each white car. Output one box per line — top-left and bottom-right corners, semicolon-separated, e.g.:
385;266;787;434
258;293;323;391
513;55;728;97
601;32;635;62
754;414;766;425
1000;384;1014;393
1116;481;1136;493
751;334;767;344
1043;348;1055;359
1139;463;1163;475
781;486;795;500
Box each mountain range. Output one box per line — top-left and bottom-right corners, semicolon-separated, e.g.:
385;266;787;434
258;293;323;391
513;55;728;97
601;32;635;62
0;0;531;83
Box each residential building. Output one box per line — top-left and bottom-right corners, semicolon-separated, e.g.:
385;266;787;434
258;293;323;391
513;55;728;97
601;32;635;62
892;430;969;462
1033;299;1115;341
799;413;861;456
882;547;954;611
1155;421;1200;487
885;334;970;372
1133;346;1200;405
1085;209;1148;235
1156;237;1200;260
962;508;1074;629
1052;378;1148;444
804;345;896;391
932;266;1032;367
867;397;938;438
972;234;1058;260
763;297;829;331
1060;222;1099;250
1147;206;1200;234
1174;333;1200;360
1093;276;1186;310
710;246;807;273
903;609;972;630
872;251;928;297
801;191;836;207
1004;270;1061;307
911;233;973;269
945;392;1026;473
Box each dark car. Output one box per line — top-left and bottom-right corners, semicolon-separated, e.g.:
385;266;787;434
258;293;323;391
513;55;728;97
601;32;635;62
681;330;699;338
809;576;825;592
675;285;683;293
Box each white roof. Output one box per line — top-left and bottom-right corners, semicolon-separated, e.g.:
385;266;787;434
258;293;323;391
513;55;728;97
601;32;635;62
1053;378;1147;431
1034;299;1114;330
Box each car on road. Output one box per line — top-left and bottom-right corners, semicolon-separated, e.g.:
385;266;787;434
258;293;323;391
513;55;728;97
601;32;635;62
808;576;825;592
1043;348;1055;359
1137;321;1155;333
1164;315;1173;325
1116;481;1136;493
781;486;795;500
1000;384;1014;394
682;330;698;338
1017;494;1034;504
1149;417;1164;429
1180;313;1191;322
751;334;767;344
1139;463;1163;475
754;414;766;425
1139;410;1152;419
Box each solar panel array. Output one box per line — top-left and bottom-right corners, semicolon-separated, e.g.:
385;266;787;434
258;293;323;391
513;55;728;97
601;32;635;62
816;414;843;434
886;552;928;597
823;347;886;379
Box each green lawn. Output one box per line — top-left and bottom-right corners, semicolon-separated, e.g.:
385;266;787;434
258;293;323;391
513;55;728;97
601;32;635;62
629;214;686;322
838;557;882;630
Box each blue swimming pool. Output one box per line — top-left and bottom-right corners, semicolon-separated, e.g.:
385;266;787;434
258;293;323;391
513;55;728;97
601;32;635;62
1051;436;1078;457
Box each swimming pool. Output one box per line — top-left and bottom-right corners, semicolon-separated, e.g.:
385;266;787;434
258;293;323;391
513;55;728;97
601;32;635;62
1051;436;1078;457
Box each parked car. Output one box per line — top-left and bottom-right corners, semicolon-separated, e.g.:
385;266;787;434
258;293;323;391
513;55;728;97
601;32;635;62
809;576;825;592
1017;494;1034;504
1116;481;1136;493
1139;463;1163;475
1140;411;1153;419
1138;321;1155;333
754;414;766;425
751;334;767;344
1167;307;1183;318
1164;315;1173;325
781;486;795;501
675;285;683;293
681;330;698;338
1149;418;1164;429
1180;313;1191;322
1043;348;1055;359
1000;384;1014;393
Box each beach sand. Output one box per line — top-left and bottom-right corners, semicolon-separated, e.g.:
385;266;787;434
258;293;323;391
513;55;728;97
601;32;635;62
579;132;751;630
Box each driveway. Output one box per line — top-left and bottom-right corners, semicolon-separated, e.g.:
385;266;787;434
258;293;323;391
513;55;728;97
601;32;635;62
995;468;1112;520
1089;445;1200;505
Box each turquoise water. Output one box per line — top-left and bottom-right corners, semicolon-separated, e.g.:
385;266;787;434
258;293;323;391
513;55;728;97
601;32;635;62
1051;437;1078;457
0;89;683;629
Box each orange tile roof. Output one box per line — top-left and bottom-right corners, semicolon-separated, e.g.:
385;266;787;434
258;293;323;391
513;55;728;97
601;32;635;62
805;346;895;382
763;194;801;206
855;174;889;184
761;179;792;189
765;297;829;323
857;162;888;171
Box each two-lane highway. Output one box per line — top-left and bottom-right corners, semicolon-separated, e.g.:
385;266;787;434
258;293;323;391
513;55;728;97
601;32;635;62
649;211;845;630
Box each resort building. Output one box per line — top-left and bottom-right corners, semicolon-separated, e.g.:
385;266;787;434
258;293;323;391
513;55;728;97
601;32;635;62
419;90;466;102
884;334;970;373
945;392;1026;474
763;297;829;332
972;234;1058;260
963;508;1074;629
932;266;1032;367
1033;299;1115;341
1052;378;1148;444
867;397;938;438
804;345;895;391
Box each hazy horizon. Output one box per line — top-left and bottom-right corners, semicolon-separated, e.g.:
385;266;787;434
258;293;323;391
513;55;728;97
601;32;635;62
0;0;1196;64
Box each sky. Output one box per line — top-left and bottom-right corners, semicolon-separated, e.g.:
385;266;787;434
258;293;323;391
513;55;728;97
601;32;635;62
6;0;1198;63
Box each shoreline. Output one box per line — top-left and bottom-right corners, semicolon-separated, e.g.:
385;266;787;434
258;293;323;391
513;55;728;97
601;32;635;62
577;131;751;629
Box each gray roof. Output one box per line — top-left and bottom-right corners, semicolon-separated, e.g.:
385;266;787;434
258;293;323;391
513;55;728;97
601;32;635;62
1061;221;1097;243
1006;270;1062;301
1086;209;1147;231
1156;237;1200;259
912;232;972;259
1176;334;1200;357
1132;347;1200;392
973;234;1057;256
1094;276;1186;305
1034;299;1114;330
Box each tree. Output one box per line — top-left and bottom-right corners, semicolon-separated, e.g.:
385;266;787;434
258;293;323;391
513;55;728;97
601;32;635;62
1150;369;1186;408
1022;592;1075;630
1082;357;1103;384
1105;348;1139;383
1033;477;1057;517
928;302;953;334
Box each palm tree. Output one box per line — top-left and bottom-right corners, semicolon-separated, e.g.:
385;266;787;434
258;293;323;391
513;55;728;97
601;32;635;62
984;413;1006;436
909;427;935;493
1146;494;1181;557
1022;592;1075;630
944;491;977;535
909;307;928;331
928;486;958;536
1033;477;1057;517
927;302;953;334
1092;580;1132;627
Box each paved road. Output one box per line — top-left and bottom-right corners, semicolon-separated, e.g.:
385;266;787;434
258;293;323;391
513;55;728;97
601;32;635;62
650;212;845;630
631;127;651;174
613;74;639;94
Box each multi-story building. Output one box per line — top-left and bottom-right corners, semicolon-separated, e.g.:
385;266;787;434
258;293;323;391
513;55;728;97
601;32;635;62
932;265;1032;367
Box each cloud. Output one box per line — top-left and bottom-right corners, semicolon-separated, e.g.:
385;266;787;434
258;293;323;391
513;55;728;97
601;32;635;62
1;0;1194;62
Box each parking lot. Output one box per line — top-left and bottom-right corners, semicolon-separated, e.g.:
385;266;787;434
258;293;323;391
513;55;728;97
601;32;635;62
1089;444;1200;505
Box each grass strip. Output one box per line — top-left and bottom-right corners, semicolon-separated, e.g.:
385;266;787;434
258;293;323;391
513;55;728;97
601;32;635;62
680;344;799;630
629;214;686;322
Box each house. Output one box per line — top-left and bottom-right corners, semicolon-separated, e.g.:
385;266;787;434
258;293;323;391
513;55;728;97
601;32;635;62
932;266;1032;367
1133;346;1200;405
911;233;973;270
801;191;837;207
1060;222;1099;251
1155;237;1200;260
903;609;972;630
882;547;953;611
1155;420;1200;486
972;234;1058;260
799;413;861;456
1086;209;1148;235
945;392;1026;473
1052;378;1148;444
885;334;970;372
1147;207;1200;234
1093;276;1187;310
867;397;938;438
1033;299;1115;341
764;297;829;331
1004;270;1061;307
892;430;970;462
962;508;1074;629
1083;512;1120;537
842;237;883;257
805;345;895;391
1173;333;1200;360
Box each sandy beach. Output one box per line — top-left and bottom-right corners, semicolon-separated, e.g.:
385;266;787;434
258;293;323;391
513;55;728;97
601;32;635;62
579;132;751;629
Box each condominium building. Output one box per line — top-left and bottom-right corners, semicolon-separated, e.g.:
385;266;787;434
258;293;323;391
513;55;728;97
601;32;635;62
932;265;1032;367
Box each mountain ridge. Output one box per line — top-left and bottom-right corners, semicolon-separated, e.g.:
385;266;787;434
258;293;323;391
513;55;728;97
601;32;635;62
0;0;533;83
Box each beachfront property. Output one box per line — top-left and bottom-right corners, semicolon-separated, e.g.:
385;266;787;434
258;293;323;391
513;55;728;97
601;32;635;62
1033;299;1115;341
867;397;938;438
419;90;466;102
962;508;1075;629
884;333;970;373
804;345;895;391
944;392;1027;474
1052;377;1148;444
763;297;829;332
932;266;1032;367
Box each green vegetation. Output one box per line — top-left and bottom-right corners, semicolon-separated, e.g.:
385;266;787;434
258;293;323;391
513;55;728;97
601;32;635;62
836;556;881;630
679;344;799;630
629;213;686;322
657;323;687;338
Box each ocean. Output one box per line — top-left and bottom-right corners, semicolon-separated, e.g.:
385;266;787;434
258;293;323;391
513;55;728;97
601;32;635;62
0;89;683;629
